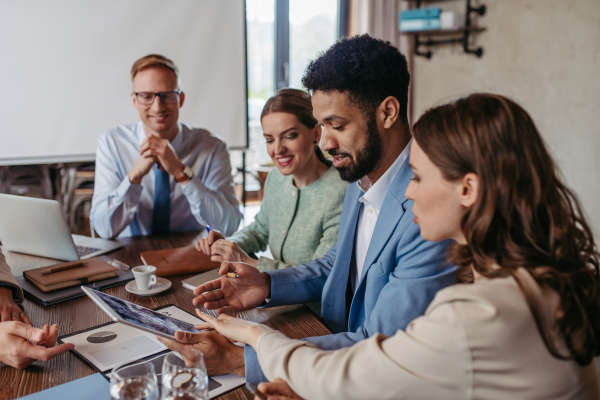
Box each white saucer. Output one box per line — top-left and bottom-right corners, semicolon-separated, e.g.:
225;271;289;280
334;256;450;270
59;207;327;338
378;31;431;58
125;278;172;296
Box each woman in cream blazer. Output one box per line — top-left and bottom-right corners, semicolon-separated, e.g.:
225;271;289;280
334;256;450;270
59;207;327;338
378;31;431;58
192;94;600;400
196;88;346;272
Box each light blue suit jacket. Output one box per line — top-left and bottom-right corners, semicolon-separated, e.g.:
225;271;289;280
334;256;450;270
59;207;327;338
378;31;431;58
244;157;457;384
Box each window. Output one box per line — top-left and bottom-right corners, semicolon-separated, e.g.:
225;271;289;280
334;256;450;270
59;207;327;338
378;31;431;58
245;0;343;173
289;0;338;89
246;0;275;166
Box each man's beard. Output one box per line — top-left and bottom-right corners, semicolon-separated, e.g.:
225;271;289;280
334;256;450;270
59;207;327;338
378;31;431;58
330;114;383;183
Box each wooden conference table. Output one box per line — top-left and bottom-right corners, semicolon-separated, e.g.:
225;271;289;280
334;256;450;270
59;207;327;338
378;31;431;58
0;231;332;400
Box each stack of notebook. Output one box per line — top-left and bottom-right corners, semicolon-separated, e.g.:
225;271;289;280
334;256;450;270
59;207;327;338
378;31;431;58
18;256;134;306
24;258;119;292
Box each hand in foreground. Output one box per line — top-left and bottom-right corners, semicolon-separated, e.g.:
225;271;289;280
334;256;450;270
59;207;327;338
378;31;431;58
192;262;270;315
195;311;266;349
0;322;75;369
195;230;225;255
156;329;245;377
0;287;30;324
256;379;304;400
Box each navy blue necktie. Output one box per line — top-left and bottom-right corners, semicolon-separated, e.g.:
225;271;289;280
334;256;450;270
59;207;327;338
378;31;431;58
151;164;170;234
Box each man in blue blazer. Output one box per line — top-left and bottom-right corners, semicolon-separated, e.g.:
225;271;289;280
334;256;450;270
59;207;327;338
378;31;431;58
183;34;457;383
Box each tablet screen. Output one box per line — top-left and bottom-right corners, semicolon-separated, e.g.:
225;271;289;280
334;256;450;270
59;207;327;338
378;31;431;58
93;290;201;337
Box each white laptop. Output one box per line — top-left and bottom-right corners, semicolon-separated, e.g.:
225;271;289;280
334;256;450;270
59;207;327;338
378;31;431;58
0;194;123;262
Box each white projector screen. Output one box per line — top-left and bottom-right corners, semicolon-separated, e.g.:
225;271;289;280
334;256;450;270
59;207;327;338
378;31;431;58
0;0;248;165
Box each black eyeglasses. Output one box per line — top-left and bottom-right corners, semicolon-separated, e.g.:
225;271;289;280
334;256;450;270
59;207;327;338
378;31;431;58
133;91;181;105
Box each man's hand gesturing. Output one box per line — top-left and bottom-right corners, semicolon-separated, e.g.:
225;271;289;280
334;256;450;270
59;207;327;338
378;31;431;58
192;262;271;315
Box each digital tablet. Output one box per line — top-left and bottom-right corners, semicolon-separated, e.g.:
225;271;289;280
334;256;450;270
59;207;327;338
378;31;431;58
82;286;202;339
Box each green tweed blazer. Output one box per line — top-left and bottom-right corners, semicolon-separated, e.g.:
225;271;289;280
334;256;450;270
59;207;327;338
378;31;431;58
228;165;347;272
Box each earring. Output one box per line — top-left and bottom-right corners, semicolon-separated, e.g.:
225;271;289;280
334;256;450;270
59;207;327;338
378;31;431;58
313;140;317;144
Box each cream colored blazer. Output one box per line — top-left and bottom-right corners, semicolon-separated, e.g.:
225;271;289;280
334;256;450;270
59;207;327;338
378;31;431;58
0;251;23;304
256;269;600;400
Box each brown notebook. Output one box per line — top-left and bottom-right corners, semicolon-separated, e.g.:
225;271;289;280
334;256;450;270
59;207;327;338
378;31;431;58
140;246;221;277
24;258;119;293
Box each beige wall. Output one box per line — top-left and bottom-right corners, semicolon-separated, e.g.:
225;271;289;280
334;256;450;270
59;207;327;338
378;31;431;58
411;0;600;237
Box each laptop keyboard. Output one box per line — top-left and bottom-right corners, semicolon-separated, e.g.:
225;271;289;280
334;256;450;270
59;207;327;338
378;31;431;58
76;246;101;257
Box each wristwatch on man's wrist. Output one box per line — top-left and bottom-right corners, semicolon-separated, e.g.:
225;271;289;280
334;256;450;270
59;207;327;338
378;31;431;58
175;165;194;183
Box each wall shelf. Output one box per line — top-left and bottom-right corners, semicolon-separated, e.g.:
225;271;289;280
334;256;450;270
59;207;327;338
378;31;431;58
402;26;486;37
401;0;486;59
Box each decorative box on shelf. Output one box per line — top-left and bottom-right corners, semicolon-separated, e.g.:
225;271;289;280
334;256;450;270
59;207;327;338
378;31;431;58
400;0;486;59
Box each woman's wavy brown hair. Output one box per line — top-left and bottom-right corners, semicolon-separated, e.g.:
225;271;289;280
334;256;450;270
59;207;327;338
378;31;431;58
412;93;600;366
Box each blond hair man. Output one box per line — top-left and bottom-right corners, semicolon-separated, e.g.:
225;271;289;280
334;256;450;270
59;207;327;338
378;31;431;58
91;55;242;238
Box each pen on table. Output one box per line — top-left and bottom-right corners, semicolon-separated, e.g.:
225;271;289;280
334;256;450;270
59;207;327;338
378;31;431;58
247;383;267;400
41;261;85;275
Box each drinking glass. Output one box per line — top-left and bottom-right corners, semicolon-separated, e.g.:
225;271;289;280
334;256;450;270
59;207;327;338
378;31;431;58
162;350;209;400
110;361;159;400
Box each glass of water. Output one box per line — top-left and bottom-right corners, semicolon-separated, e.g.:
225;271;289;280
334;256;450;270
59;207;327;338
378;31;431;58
162;350;209;400
110;361;159;400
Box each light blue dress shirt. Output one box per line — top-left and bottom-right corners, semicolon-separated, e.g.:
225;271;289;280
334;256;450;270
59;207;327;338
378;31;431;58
91;122;242;239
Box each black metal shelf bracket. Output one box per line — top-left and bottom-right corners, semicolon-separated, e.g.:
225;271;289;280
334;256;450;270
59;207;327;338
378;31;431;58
413;0;486;59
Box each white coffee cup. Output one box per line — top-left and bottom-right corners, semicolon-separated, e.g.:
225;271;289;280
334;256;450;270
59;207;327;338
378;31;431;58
132;265;158;291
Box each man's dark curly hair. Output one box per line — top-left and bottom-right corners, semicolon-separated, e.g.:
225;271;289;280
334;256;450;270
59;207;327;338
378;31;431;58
302;34;410;125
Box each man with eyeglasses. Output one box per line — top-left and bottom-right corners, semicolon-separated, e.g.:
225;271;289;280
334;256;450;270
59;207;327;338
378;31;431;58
91;54;242;239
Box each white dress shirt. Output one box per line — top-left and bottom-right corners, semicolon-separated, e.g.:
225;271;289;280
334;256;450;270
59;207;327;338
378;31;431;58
352;140;411;292
91;122;242;239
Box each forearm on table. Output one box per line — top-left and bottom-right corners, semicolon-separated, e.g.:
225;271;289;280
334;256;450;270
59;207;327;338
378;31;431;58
91;177;142;239
182;177;241;236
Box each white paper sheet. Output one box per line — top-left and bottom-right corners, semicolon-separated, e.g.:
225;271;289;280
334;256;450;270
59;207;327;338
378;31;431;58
60;305;245;398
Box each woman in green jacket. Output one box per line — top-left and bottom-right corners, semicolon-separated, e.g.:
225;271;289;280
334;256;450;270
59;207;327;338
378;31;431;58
196;88;347;272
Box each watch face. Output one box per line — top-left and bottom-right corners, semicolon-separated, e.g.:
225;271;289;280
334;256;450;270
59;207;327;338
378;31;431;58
183;166;193;179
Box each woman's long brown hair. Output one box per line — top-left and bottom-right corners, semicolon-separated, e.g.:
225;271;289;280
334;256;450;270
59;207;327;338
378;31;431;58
412;93;600;366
